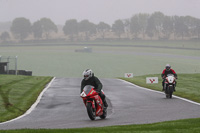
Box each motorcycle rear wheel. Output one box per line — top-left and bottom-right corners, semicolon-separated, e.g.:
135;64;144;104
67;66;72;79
86;102;96;120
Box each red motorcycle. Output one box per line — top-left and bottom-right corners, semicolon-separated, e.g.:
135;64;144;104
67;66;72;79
80;85;107;120
164;74;176;98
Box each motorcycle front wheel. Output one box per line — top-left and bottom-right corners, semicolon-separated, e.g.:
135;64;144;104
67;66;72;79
169;86;174;98
86;102;96;120
165;87;169;98
100;107;107;119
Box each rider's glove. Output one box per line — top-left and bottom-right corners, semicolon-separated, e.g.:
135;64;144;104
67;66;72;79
96;90;100;94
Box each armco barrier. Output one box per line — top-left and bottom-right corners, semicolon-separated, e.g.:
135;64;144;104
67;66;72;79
6;70;32;76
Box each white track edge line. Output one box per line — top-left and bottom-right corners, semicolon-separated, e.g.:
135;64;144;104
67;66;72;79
0;77;56;125
119;79;200;106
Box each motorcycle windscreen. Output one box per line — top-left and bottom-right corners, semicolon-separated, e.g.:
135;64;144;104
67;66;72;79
83;85;94;95
167;74;174;77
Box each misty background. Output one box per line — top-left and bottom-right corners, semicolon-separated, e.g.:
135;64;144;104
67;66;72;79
1;0;200;25
0;0;200;78
1;0;200;42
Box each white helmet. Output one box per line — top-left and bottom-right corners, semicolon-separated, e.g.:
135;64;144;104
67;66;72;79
166;64;171;71
82;69;93;80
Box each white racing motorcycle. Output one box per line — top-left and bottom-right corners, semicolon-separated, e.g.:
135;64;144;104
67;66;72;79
164;74;176;98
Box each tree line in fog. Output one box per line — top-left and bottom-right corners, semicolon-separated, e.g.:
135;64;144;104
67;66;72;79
1;11;200;43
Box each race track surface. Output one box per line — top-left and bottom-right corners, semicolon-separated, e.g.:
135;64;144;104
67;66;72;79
0;78;200;129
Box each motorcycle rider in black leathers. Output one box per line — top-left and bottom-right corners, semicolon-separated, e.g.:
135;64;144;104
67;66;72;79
161;64;177;91
81;69;108;108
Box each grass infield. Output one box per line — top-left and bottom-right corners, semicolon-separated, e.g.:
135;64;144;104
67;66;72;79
0;75;52;122
1;40;200;78
0;118;200;132
121;73;200;103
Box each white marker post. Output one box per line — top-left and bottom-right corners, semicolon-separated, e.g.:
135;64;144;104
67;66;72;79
146;77;158;84
124;73;134;78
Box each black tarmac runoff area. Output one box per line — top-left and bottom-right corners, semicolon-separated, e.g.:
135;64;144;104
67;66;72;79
0;78;200;129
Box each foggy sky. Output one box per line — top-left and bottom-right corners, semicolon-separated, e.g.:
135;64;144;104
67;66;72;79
0;0;200;25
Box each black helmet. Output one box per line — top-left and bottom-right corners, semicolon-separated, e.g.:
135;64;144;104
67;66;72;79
165;64;171;71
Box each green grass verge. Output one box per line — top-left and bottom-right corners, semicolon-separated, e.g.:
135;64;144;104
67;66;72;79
0;118;200;132
0;75;52;122
120;73;200;103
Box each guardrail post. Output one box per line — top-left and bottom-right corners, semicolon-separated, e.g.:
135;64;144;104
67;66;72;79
15;56;18;75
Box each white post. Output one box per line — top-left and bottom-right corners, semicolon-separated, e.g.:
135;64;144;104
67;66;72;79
7;56;10;74
15;56;18;75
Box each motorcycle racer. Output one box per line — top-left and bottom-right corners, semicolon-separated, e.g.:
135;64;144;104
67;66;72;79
81;69;108;108
161;64;177;91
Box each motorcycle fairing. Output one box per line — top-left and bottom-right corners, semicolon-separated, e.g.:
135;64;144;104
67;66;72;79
81;85;104;116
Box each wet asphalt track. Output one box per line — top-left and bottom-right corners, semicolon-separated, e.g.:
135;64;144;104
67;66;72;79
0;78;200;129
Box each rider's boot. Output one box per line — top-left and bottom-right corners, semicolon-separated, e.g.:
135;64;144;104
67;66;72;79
103;100;108;108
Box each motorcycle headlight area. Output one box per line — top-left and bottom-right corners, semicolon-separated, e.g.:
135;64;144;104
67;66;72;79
80;91;87;97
